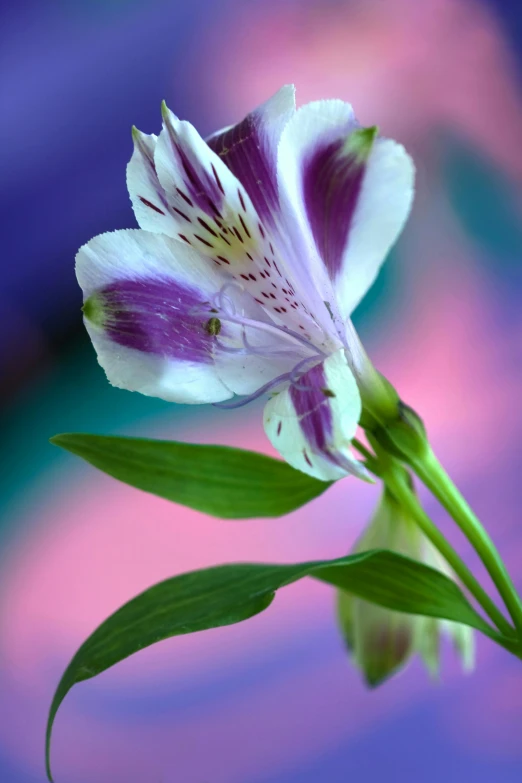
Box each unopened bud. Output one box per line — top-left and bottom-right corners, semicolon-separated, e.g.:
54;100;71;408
339;590;415;686
337;489;422;685
337;488;474;685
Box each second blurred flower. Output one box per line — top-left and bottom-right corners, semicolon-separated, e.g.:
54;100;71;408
338;487;474;686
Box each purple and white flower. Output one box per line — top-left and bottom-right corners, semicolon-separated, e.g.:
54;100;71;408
77;86;414;481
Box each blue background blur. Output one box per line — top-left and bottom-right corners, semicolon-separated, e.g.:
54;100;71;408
2;0;522;781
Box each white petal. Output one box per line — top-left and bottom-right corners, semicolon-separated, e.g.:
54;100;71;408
210;288;307;397
154;104;254;255
263;349;368;481
76;229;233;404
217;351;300;397
126;128;181;237
154;103;325;343
277;99;415;321
84;325;232;404
77;228;226;298
447;621;475;672
335;137;415;317
207;86;335;342
207;85;296;227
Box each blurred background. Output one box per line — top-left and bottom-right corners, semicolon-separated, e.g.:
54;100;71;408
2;0;522;780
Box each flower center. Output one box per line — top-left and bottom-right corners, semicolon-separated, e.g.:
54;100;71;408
203;282;328;360
192;282;330;409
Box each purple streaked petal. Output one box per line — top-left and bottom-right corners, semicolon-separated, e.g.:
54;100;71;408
131;127;168;210
126;128;180;237
76;229;228;300
207;85;295;226
76;229;235;403
332;136;415;318
277;101;360;283
263;349;368;482
303;133;371;278
206;89;342;343
154;107;261;260
86;277;217;363
289;361;333;452
156;103;225;220
153;100;326;342
83;318;233;405
277;100;414;321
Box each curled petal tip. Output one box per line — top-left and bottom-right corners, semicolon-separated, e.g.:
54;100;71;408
161;99;174;124
131;125;152;155
131;124;145;145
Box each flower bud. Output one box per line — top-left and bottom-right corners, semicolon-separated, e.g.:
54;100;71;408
337;489;474;686
338;489;422;686
339;590;416;686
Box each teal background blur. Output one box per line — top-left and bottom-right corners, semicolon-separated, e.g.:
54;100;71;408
2;0;522;780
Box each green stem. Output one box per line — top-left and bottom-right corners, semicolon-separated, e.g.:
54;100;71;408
352;439;516;639
409;447;522;634
385;468;515;638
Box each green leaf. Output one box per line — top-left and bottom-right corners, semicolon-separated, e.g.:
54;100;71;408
46;550;501;781
50;433;330;518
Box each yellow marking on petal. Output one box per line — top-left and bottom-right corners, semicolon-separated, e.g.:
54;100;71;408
196;204;260;267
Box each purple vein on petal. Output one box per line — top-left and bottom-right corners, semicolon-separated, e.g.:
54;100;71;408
132;128;170;211
85;278;217;363
302;139;366;279
162;113;225;219
208;113;279;226
289;362;333;452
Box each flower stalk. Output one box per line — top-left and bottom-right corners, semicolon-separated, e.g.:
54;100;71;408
408;445;522;635
354;370;522;639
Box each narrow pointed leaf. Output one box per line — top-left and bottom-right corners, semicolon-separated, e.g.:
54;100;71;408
50;433;331;518
46;550;504;781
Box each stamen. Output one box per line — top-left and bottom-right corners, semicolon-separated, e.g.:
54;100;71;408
219;313;327;355
191;282;330;410
214;341;251;355
213;370;294;409
194;282;325;358
289;356;322;390
213;352;323;411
